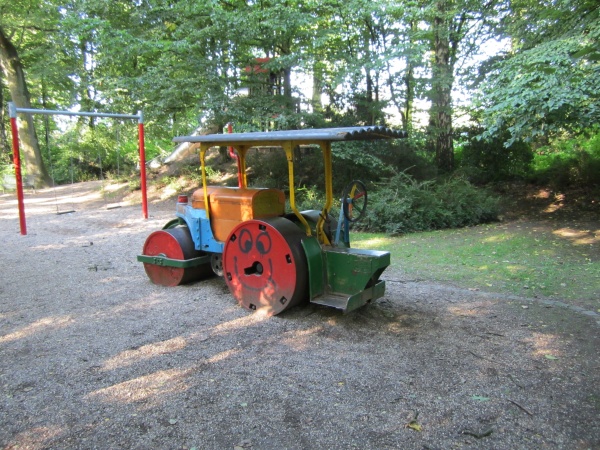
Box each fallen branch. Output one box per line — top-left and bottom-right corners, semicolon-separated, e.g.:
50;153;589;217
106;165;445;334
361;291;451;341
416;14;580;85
485;331;505;337
508;374;524;389
461;427;494;439
508;398;534;416
468;350;494;362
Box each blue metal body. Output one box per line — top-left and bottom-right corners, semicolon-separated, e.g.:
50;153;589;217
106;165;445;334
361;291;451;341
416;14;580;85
334;201;351;246
175;202;224;254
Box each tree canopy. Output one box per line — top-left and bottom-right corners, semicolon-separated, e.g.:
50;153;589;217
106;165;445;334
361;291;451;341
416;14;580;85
1;0;599;182
477;0;600;146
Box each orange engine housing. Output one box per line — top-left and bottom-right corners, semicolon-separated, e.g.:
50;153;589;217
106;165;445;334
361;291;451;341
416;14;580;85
191;186;285;242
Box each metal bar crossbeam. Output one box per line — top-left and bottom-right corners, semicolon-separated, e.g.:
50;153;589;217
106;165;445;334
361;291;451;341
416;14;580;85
9;103;142;122
7;102;148;235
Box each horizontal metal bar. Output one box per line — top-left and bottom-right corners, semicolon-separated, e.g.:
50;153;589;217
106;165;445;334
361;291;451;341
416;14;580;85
137;253;211;269
8;103;140;121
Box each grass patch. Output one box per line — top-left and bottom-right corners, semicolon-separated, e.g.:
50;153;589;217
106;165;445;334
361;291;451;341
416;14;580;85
352;222;600;310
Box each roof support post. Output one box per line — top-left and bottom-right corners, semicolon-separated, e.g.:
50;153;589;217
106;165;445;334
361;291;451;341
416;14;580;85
234;145;249;188
284;141;311;237
317;141;333;246
199;143;211;220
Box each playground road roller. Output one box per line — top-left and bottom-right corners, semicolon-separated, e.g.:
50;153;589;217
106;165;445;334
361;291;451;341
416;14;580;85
138;126;407;316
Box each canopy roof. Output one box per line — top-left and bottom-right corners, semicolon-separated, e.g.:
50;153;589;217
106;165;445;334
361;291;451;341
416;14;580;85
173;126;408;145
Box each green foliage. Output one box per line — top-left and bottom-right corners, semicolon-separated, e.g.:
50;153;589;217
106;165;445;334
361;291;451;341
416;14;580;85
530;128;600;189
332;137;438;192
153;175;190;193
40;119;151;185
238;148;329;211
366;172;500;234
5;0;596;193
225;95;308;132
179;164;223;185
457;127;534;183
291;185;329;212
246;150;291;189
477;0;600;145
331;141;392;192
245;138;438;202
376;132;438;180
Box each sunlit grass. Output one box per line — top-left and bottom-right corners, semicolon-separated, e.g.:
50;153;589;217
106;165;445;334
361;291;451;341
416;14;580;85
352;222;600;309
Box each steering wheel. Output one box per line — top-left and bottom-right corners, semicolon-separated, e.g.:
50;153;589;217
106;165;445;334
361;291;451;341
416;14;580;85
342;180;368;222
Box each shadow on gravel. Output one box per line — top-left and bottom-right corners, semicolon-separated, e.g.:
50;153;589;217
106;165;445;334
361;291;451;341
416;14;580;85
1;185;599;450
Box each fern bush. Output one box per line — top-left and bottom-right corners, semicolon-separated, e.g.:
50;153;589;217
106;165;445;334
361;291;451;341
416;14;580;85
365;173;500;234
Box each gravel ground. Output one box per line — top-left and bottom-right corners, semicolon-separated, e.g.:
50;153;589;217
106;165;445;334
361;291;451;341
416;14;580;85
1;182;599;450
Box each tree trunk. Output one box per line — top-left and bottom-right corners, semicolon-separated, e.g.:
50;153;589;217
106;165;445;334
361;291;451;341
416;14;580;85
0;72;9;157
403;20;417;131
402;62;415;130
0;26;51;187
283;67;292;101
430;0;454;173
311;62;324;113
79;38;96;129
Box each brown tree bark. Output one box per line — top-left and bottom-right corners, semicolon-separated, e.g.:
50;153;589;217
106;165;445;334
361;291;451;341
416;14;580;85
430;0;454;173
402;20;417;131
0;73;9;157
0;25;51;186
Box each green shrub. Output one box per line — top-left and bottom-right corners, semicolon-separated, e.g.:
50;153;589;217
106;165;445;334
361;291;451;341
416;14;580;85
365;172;500;234
246;149;292;189
458;127;533;183
330;140;392;192
531;128;600;189
237;132;433;198
289;185;330;212
179;164;223;185
39;119;162;185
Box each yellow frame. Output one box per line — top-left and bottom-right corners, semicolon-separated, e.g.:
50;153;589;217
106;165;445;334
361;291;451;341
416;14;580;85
198;139;334;245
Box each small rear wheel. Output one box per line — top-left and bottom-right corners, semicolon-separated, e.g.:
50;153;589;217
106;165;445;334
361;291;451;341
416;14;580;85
211;253;224;277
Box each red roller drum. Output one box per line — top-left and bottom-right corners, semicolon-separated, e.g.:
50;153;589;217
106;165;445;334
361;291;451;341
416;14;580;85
142;227;211;286
223;217;308;315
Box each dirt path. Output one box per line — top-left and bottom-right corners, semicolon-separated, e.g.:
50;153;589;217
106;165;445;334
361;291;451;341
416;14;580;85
1;183;599;449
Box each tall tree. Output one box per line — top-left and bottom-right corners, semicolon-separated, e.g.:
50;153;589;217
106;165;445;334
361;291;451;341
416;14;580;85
0;71;8;159
478;0;600;144
422;0;505;171
0;25;51;186
428;0;458;172
383;15;423;131
308;0;397;125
